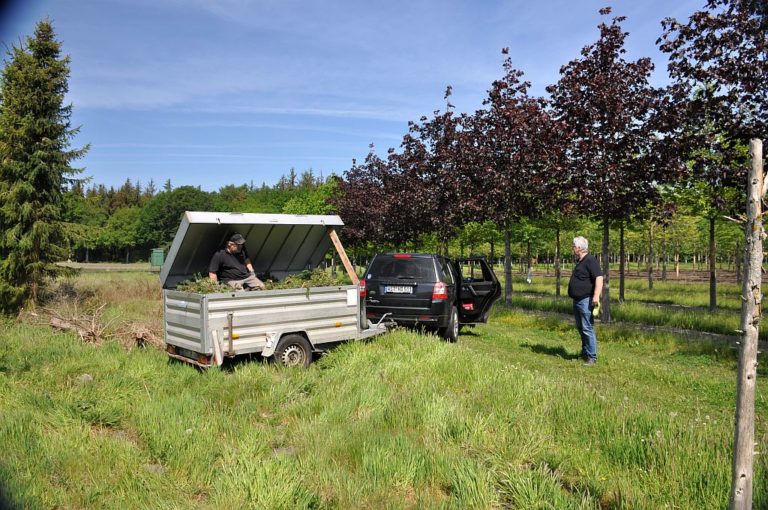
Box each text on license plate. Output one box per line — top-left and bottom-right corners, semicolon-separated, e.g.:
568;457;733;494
384;285;413;294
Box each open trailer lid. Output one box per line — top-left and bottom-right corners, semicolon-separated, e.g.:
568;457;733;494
159;212;345;289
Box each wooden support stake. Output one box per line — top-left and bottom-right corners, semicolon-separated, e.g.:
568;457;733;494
326;226;359;285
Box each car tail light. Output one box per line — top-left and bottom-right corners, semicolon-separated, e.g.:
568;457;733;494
432;282;448;300
359;280;367;298
393;253;412;259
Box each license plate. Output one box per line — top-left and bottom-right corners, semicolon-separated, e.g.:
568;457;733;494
384;285;413;294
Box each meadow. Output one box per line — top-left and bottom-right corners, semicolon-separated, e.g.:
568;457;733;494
0;271;766;508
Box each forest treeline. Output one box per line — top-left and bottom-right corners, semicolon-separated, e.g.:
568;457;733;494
62;168;336;263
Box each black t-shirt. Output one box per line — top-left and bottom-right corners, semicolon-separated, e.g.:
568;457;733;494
208;249;249;282
567;253;602;300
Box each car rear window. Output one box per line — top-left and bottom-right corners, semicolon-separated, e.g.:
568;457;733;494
367;257;436;280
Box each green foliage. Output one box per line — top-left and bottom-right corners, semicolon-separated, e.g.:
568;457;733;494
136;186;213;247
175;274;230;294
264;268;343;289
175;269;344;293
0;20;87;311
100;207;140;252
281;180;337;215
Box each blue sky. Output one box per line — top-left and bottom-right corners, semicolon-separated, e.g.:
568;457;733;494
1;0;704;192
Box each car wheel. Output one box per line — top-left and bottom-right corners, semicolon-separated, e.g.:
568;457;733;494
440;306;459;343
274;334;312;367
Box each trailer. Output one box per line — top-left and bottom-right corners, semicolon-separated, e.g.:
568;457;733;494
159;212;388;367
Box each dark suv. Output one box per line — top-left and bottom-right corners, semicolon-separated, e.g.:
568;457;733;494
361;253;501;342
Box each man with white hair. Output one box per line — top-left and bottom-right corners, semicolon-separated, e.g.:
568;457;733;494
568;236;603;365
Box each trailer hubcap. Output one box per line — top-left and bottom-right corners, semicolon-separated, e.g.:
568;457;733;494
281;345;306;366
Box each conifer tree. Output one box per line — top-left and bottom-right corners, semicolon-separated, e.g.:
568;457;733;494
0;20;88;312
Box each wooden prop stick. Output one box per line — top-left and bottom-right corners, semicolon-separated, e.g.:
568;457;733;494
326;226;359;285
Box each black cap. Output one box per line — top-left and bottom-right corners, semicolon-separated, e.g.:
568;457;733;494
229;233;246;245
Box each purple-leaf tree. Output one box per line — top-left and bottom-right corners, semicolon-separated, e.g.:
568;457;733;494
546;8;667;322
479;51;565;303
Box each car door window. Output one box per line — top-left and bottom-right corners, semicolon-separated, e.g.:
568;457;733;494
439;260;454;285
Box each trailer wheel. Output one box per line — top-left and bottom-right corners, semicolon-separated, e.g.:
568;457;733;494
274;334;312;368
440;306;459;343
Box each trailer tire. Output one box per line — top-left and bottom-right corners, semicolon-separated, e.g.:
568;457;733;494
274;334;312;368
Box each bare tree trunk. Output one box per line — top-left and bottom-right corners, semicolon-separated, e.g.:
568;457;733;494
662;227;668;282
619;222;625;302
709;216;717;312
601;218;610;322
729;139;763;510
526;240;532;282
675;252;680;278
504;222;513;304
490;239;495;265
648;222;654;290
555;227;561;297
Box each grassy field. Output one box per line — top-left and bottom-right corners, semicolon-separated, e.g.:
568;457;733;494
0;272;766;508
509;274;743;311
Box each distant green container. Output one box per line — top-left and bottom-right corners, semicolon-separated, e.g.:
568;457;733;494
150;248;165;267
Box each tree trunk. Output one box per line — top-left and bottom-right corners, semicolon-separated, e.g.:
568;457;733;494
648;222;654;290
601;218;611;322
555;227;561;297
729;139;763;510
526;240;532;283
85;247;90;263
619;222;625;302
675;252;680;278
125;247;130;264
504;223;513;304
662;227;668;282
709;216;717;312
490;239;495;265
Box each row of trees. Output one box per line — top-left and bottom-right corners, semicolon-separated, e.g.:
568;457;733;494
337;3;766;320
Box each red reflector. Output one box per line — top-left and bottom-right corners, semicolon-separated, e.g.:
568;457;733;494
359;280;367;297
393;253;412;259
462;302;474;311
432;282;448;300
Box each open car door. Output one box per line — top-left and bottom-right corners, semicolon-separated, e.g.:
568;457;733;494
454;257;501;324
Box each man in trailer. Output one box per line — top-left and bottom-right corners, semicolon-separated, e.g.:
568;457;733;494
208;233;266;291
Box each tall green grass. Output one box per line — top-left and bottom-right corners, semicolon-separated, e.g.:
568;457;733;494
1;306;766;508
506;293;759;342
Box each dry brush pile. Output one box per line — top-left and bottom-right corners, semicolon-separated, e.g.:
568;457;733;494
20;274;164;351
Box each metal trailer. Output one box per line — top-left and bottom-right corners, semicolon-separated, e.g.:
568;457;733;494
159;212;387;367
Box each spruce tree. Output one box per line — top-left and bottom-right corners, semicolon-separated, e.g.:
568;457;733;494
0;19;88;312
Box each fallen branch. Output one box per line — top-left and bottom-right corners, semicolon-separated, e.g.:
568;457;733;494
47;303;113;344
